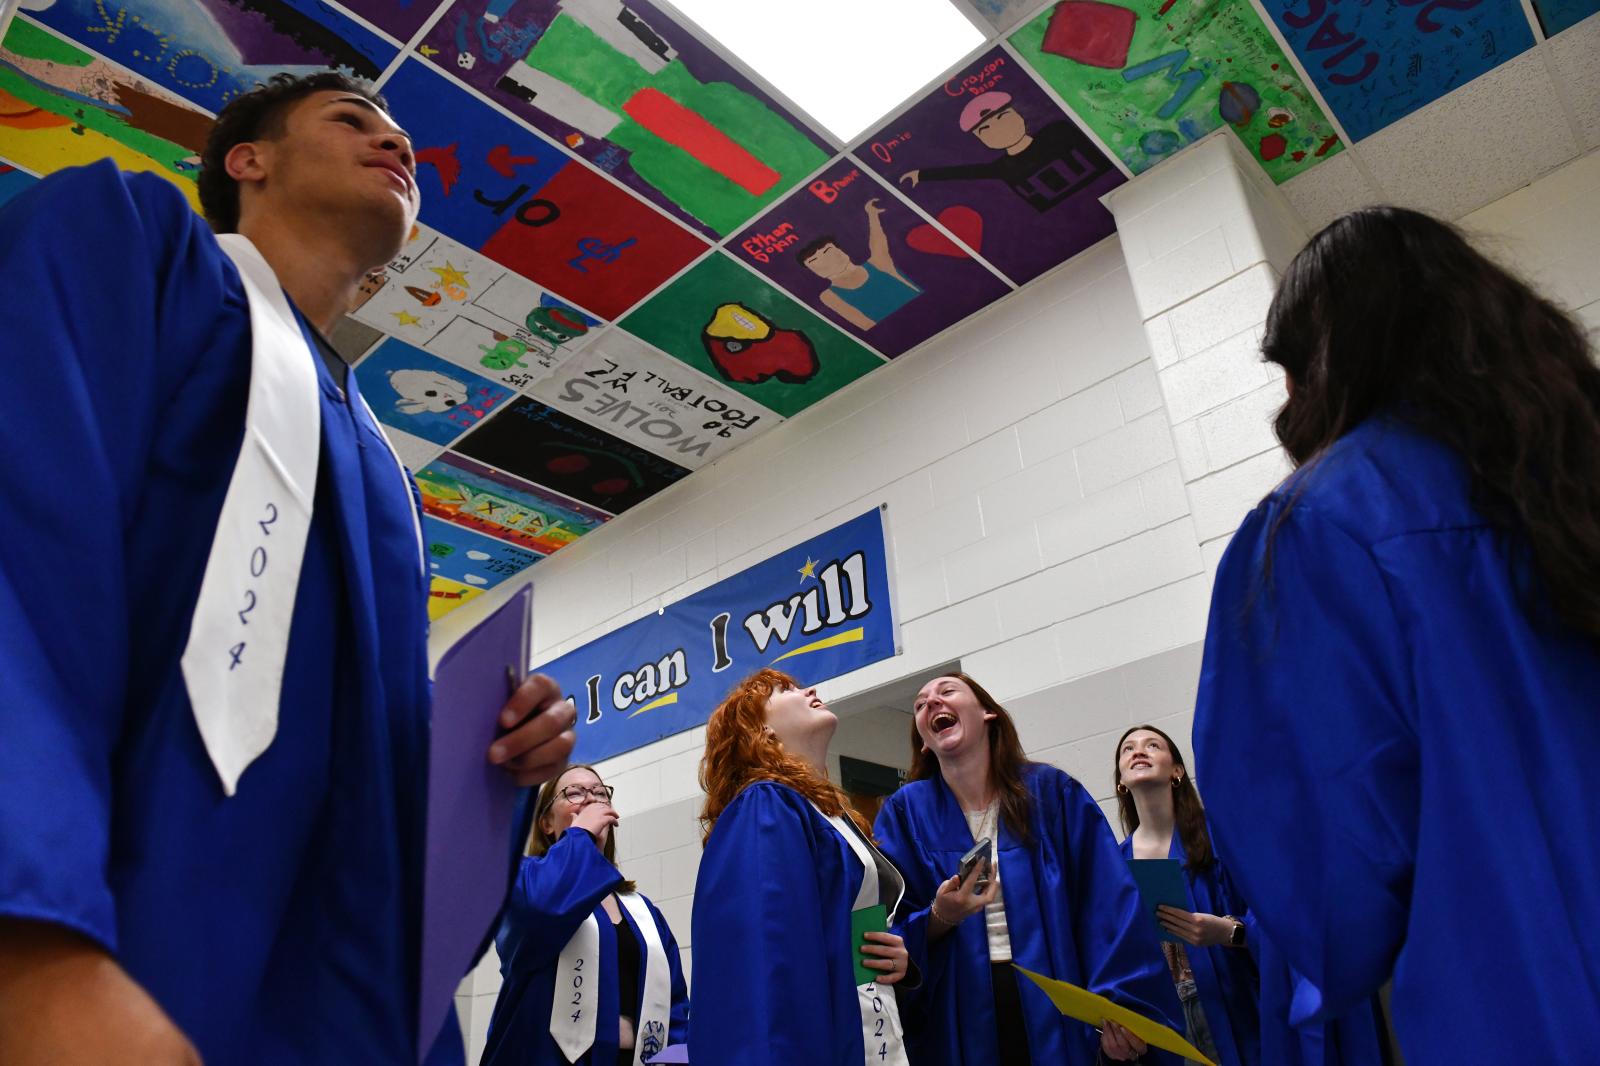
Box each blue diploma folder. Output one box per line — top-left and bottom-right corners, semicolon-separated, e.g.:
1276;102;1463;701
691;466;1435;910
1127;858;1189;944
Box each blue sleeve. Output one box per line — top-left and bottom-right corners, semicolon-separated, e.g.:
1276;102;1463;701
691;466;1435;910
1194;501;1417;1020
872;793;941;998
646;898;691;1045
0;163;226;951
1053;773;1183;1030
689;783;831;1066
499;829;623;972
1214;856;1263;967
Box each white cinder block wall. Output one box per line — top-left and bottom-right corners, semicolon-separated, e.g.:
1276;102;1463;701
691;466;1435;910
444;144;1600;1060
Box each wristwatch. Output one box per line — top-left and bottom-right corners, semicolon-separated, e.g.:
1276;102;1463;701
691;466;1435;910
1226;917;1246;947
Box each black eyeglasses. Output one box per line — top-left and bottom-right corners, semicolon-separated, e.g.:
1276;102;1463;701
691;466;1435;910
558;784;615;804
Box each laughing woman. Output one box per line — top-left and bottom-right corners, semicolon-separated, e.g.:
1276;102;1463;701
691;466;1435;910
874;673;1181;1065
481;765;689;1066
692;669;915;1066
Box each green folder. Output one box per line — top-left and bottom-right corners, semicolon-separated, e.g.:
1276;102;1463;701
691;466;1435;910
851;903;889;985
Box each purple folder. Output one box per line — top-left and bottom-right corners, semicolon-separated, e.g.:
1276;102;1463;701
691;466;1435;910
417;586;532;1059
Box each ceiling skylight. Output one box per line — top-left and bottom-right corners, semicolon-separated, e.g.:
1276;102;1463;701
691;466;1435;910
665;0;986;143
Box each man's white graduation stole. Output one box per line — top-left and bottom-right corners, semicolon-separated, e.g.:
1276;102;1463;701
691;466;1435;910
181;235;321;796
816;806;911;1066
550;893;671;1065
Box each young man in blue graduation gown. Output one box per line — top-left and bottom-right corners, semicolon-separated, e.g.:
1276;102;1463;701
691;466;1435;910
0;73;577;1064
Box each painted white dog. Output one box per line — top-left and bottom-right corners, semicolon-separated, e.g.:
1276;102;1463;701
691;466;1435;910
389;368;468;415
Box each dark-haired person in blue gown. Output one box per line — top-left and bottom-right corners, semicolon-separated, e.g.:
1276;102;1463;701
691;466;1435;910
0;75;576;1064
874;672;1181;1065
1195;205;1600;1064
483;764;689;1066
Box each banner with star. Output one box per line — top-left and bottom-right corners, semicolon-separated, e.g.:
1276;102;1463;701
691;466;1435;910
538;508;897;764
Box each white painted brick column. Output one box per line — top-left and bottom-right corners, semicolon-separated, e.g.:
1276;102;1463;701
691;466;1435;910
1102;130;1310;571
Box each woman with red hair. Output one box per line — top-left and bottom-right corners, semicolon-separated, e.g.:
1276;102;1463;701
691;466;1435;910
690;669;913;1065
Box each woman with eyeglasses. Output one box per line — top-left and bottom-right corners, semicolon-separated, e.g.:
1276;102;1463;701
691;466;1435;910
481;765;689;1066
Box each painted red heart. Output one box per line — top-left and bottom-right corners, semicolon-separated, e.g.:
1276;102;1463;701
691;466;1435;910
906;206;983;257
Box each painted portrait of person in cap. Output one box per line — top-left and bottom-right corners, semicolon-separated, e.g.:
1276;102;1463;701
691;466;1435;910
899;91;1113;212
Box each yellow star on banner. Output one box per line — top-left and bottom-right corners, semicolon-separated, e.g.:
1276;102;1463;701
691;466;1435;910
429;261;469;288
419;45;439;57
798;557;817;581
392;310;421;326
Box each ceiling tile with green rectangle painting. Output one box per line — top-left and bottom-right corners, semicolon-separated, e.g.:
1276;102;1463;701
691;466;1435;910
619;252;883;418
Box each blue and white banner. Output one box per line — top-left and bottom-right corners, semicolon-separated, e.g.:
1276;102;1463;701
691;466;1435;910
540;509;897;764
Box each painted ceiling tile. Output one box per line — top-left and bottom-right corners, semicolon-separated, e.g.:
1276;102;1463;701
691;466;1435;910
338;0;444;43
349;221;602;392
453;395;691;512
0;159;39;205
415;0;833;237
971;0;1054;34
379;422;449;471
732;159;1013;356
423;514;542;592
0;17;210;206
354;337;517;445
1011;0;1343;182
1261;0;1535;142
526;328;783;469
416;450;609;553
858;46;1124;286
428;574;485;619
619;251;883;419
382;56;710;320
26;0;397;113
1534;0;1600;37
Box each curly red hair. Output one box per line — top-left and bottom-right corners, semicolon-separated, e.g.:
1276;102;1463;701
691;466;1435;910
698;668;870;843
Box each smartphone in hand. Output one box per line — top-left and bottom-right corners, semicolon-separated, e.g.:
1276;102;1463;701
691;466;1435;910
958;837;992;891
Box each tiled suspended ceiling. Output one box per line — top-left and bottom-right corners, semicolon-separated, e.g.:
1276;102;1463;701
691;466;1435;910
2;0;1594;618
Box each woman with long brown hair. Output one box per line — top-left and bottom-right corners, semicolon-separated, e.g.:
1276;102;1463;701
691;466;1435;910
1116;725;1258;1065
690;669;913;1065
481;764;688;1066
872;672;1180;1065
1115;727;1395;1066
1194;205;1600;1064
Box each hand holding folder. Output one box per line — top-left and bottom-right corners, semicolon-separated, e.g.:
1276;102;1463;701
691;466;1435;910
1013;965;1218;1065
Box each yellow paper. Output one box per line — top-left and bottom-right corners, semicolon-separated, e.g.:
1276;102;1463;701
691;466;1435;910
1012;964;1218;1066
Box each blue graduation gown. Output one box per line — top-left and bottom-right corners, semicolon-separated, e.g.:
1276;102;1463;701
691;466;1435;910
482;828;690;1065
0;162;450;1062
690;781;913;1065
1117;833;1261;1066
874;765;1183;1066
1253;936;1393;1066
1194;417;1600;1063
